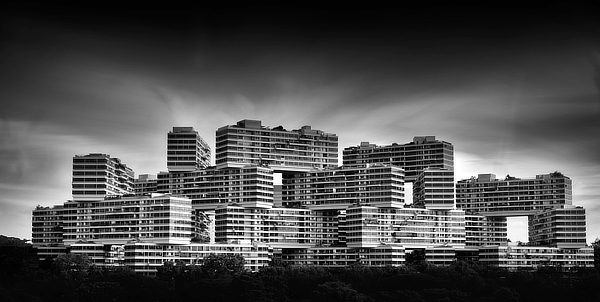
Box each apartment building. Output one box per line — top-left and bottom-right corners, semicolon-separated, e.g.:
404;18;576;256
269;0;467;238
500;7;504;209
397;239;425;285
280;164;405;210
455;172;572;216
167;127;211;172
70;242;124;267
31;205;66;258
344;205;466;249
342;136;454;182
281;245;407;267
281;244;457;267
215;119;339;171
62;194;193;246
464;215;508;247
214;205;343;248
157;165;274;209
72;153;135;201
123;241;272;275
134;174;158;195
529;205;587;248
413;167;455;210
478;243;594;270
69;240;272;275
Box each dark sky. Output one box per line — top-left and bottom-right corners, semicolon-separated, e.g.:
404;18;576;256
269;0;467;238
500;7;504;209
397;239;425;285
1;3;599;241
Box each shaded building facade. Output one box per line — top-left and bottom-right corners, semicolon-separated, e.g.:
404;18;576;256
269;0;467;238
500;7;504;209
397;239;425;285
72;153;134;201
280;164;405;210
215;119;338;172
343;136;454;182
167;127;211;172
455;172;572;216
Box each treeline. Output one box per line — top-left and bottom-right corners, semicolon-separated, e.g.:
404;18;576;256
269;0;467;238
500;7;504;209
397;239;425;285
153;262;600;302
1;234;600;302
1;255;600;301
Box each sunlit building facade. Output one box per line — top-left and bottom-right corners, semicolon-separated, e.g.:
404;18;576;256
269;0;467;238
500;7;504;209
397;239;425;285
281;245;406;267
479;243;594;270
68;240;273;275
280;244;457;267
70;242;124;267
123;241;272;275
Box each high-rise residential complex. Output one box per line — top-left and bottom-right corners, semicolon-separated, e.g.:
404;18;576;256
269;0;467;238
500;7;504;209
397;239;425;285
464;215;507;247
62;194;193;246
31;120;593;274
455;172;572;216
413;168;455;210
455;172;581;247
529;205;587;248
134;174;158;195
280;165;405;210
214;205;342;248
119;242;272;274
72;153;134;201
167;127;211;172
68;241;272;273
31;205;66;258
345;205;466;248
281;245;408;267
215;119;339;171
478;244;593;269
343;136;454;182
157;165;274;209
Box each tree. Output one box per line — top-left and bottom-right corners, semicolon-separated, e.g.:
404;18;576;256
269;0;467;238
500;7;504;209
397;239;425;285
192;211;212;243
405;249;426;266
0;244;39;282
592;238;600;269
53;253;91;277
201;253;245;278
156;259;187;280
0;235;30;247
310;281;369;302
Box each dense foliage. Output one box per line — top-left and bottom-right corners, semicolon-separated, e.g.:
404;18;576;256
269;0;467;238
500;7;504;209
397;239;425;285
1;236;600;302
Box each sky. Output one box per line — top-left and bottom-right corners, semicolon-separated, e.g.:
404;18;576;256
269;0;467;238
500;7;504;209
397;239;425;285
1;4;599;243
